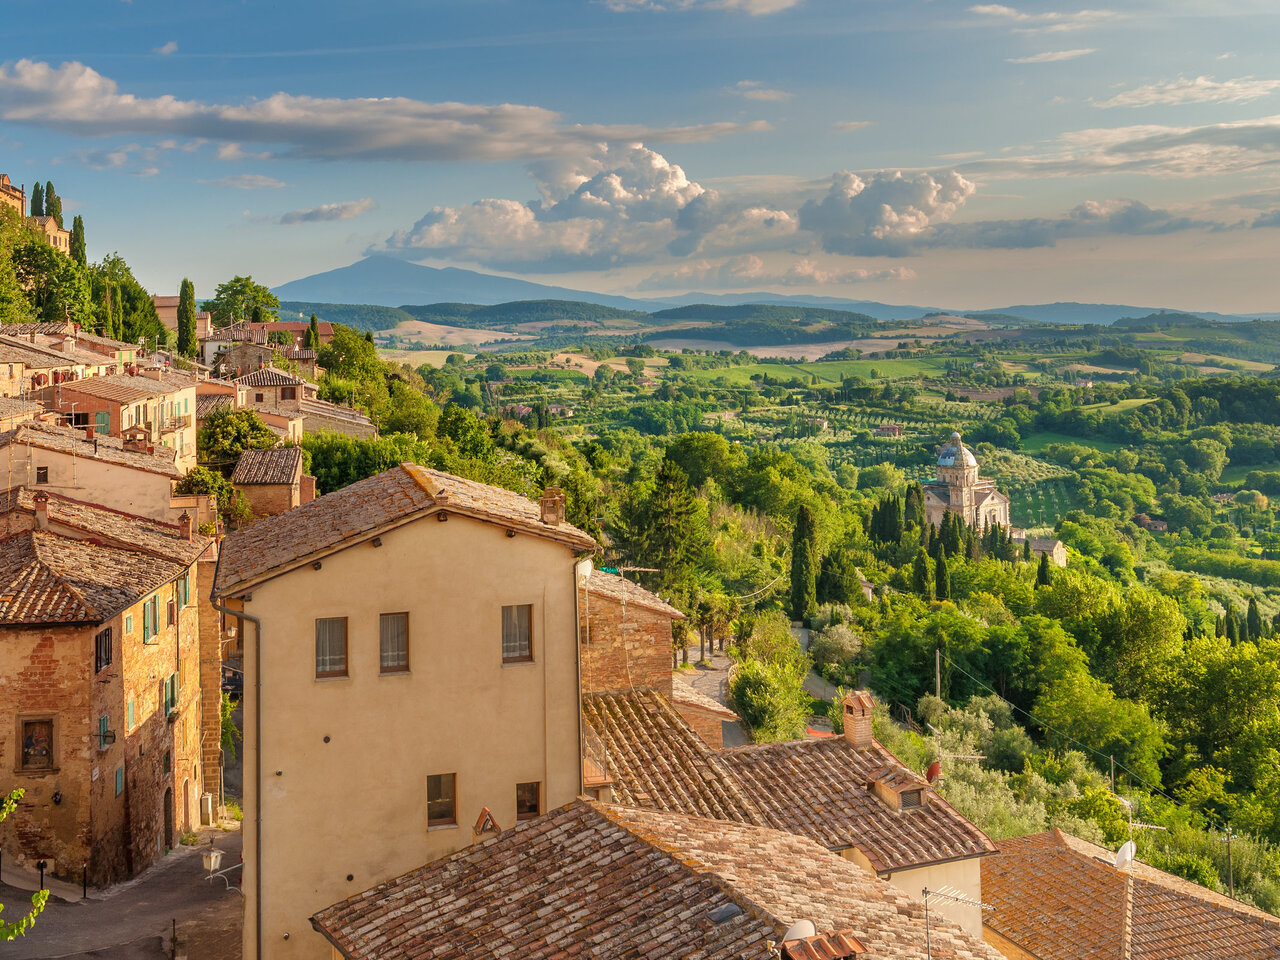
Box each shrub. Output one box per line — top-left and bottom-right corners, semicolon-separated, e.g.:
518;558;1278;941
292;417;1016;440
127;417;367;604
729;658;809;743
810;623;862;669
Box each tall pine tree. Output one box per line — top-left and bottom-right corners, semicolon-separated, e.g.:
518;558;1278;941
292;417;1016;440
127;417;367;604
70;216;86;266
177;278;198;357
44;181;61;227
29;181;42;218
790;504;819;622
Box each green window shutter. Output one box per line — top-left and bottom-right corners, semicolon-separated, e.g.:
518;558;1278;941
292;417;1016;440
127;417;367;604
127;698;134;730
142;600;152;642
99;715;108;748
115;767;124;796
94;410;109;435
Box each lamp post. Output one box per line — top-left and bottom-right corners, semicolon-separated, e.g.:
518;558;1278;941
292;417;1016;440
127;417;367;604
36;858;46;891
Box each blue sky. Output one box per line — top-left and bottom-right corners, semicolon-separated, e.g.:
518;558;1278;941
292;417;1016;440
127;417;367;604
5;0;1280;311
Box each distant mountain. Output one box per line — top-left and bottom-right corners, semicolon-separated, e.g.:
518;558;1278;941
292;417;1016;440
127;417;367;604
273;256;658;312
273;258;1280;328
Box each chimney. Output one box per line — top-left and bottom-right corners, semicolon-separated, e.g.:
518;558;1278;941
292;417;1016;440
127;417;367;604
84;424;95;442
539;486;565;526
178;510;193;541
842;690;875;749
28;332;36;344
58;336;75;354
33;491;49;530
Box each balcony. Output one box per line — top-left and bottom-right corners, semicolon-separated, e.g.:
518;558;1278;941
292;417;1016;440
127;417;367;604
160;414;192;434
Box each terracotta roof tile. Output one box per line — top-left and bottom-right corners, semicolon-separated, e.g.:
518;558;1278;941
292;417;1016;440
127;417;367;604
213;463;594;596
0;422;181;478
583;691;764;824
235;366;305;387
584;569;685;618
983;830;1280;960
719;736;996;872
231;447;303;486
311;800;1006;960
56;373;183;402
0;530;188;624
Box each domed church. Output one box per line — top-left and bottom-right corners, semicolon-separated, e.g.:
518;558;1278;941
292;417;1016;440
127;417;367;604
923;431;1010;530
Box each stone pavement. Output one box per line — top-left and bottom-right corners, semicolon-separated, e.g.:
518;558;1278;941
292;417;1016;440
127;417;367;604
0;826;242;960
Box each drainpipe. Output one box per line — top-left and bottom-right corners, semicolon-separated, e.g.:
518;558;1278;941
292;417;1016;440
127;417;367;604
210;594;262;960
573;556;594;796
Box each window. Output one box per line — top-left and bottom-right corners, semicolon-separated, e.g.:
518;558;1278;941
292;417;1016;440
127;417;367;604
900;789;923;809
163;750;171;775
126;697;134;731
115;766;124;796
516;781;541;821
35;466;48;484
315;617;348;678
255;392;264;403
501;604;533;663
124;614;133;635
94;411;108;435
141;596;159;643
379;613;409;674
281;386;297;401
427;773;456;826
177;575;190;607
20;719;54;771
166;599;176;627
161;672;179;715
94;626;112;673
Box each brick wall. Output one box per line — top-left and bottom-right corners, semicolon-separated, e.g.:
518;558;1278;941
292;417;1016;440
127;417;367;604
0;627;94;881
197;556;224;813
578;593;674;697
672;706;725;749
238;481;299;518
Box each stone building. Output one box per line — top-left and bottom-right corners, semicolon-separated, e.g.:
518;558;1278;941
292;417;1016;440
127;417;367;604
0;174;26;216
231;446;315;517
212;467;596;960
0;489;212;884
29;215;70;255
922;431;1010;530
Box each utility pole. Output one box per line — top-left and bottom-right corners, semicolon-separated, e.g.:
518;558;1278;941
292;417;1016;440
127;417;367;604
935;648;941;700
1223;827;1235;899
1110;755;1115;793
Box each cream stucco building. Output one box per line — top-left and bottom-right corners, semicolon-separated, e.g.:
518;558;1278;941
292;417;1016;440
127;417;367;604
923;431;1010;531
211;466;595;960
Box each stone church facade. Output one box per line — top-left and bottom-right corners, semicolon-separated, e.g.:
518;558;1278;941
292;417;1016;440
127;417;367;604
923;431;1010;530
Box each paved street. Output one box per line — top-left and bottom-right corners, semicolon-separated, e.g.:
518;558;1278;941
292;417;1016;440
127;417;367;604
0;827;243;960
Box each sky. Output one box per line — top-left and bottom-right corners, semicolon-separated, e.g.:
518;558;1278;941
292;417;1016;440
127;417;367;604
5;0;1280;312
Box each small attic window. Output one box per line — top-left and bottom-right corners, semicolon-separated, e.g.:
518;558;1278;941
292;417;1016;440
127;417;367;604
900;788;923;809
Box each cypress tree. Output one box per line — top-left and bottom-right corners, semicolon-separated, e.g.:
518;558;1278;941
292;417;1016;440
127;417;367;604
1036;552;1052;587
70;215;87;266
790;504;819;622
935;554;950;601
965;528;979;561
920;519;932;553
1022;538;1032;562
1247;597;1263;641
306;313;321;350
944;513;963;557
30;181;43;218
44;181;61;227
912;548;933;599
904;482;924;528
1226;611;1239;644
177;278;198;357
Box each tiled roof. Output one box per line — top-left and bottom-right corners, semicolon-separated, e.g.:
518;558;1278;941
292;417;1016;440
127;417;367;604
671;675;740;719
719;736;997;872
311;800;1005;960
213;463;595;596
0;487;211;566
0;397;43;421
583;568;685;618
299;397;373;426
231;446;303;485
0;530;187;624
0;422;181;478
983;830;1280;960
57;373;182;402
2;322;74;337
235;366;305;387
195;394;233;419
583;691;764;824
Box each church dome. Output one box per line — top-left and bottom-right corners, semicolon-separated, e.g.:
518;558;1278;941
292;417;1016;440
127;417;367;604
937;431;977;468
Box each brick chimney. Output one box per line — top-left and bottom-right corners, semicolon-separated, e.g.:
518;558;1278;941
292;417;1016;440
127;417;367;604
32;491;49;530
84;424;95;442
178;511;193;541
539;486;565;526
842;690;875;749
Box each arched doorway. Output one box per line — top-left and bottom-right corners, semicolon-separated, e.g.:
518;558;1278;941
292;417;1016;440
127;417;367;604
163;787;174;851
182;779;191;834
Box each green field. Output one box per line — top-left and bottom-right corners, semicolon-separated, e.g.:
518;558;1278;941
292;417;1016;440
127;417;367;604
1221;461;1280;484
683;357;944;385
1020;431;1124;455
1077;397;1156;413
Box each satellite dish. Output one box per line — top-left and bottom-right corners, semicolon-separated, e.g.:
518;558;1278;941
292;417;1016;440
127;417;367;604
1114;840;1136;872
782;919;818;942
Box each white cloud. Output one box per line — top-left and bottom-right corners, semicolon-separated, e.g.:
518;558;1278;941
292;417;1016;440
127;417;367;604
730;80;792;102
0;59;765;162
605;0;801;14
153;41;178;56
280;198;376;224
971;4;1117;32
834;120;872;132
201;174;287;189
636;255;913;290
1007;48;1096;63
798;170;976;256
1094;76;1280;109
